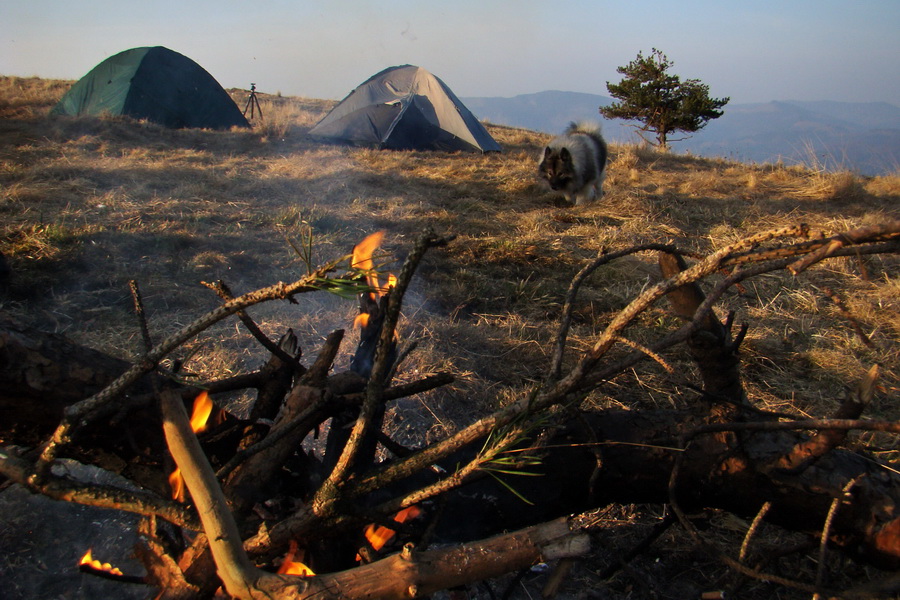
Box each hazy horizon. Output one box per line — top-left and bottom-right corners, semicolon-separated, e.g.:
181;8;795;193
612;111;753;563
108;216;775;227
2;1;898;105
461;90;900;109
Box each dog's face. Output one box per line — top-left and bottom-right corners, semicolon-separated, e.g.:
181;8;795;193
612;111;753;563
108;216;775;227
538;147;574;191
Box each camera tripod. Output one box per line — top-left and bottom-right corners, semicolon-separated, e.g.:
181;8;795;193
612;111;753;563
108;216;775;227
243;83;263;119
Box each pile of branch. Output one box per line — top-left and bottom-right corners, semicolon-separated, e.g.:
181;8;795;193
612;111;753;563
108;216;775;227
1;221;899;599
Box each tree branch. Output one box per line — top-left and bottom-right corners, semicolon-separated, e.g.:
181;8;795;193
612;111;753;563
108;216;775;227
255;518;589;600
160;390;270;599
0;447;200;530
202;279;304;373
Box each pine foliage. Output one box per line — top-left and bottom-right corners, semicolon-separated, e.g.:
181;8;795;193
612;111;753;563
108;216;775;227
601;49;730;150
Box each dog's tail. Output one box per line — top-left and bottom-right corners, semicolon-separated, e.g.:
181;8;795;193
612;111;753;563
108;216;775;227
565;120;602;136
565;121;605;147
565;121;607;164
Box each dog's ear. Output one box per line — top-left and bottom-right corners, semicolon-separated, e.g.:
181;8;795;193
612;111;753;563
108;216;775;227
543;146;552;157
560;147;572;162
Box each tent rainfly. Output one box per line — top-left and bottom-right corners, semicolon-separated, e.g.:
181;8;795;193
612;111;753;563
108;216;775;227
51;46;249;130
309;65;501;153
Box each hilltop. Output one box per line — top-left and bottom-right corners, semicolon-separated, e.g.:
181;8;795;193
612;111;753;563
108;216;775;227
1;76;899;599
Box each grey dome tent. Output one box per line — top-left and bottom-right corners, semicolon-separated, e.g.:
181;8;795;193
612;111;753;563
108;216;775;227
51;46;249;130
309;65;500;153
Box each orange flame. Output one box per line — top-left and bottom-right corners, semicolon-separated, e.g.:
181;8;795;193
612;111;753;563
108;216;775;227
363;523;395;553
352;231;385;291
394;505;422;524
352;231;398;299
277;539;315;577
168;467;185;503
189;391;213;434
170;392;215;501
351;232;399;331
79;548;123;576
362;505;423;554
353;313;370;329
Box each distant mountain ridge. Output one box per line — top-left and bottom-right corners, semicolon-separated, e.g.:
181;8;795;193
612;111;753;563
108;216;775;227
462;91;900;175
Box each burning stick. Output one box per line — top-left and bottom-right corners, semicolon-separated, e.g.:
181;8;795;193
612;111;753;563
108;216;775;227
169;391;214;502
78;548;145;584
160;389;267;597
357;505;423;561
350;231;398;378
315;229;450;515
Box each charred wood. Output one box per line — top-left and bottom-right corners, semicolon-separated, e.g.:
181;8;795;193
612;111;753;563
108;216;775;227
0;317;157;437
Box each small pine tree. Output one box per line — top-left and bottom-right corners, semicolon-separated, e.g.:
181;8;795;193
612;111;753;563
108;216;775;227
600;49;729;150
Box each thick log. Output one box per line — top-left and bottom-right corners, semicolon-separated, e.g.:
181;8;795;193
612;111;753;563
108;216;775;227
225;384;327;514
255;518;589;600
0;318;175;478
658;251;746;408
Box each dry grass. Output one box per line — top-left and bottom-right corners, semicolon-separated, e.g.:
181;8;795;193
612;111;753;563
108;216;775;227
227;88;337;140
0;76;72;118
1;76;899;598
2;73;897;435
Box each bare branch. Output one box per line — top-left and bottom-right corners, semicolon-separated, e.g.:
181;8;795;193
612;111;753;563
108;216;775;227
667;445;831;596
788;220;900;275
0;448;200;529
160;390;267;599
202;279;304;372
128;279;154;352
687;416;900;440
254;518;589;600
550;242;689;380
770;365;878;473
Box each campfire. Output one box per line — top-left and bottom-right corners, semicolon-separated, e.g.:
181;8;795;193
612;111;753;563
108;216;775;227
3;223;899;599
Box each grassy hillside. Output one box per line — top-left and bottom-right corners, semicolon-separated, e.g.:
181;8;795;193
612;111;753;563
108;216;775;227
1;75;899;596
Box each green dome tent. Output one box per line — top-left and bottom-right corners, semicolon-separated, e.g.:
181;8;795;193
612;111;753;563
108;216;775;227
309;65;501;153
51;46;249;130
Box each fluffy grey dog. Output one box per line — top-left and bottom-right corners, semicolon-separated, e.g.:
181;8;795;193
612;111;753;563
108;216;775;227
538;122;608;205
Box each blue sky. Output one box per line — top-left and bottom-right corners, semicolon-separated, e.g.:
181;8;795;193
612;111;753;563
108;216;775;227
2;1;898;104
